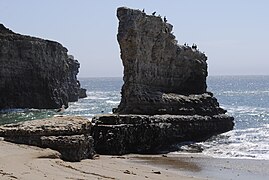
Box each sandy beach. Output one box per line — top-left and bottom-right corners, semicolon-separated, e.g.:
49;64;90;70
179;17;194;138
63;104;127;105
0;139;268;180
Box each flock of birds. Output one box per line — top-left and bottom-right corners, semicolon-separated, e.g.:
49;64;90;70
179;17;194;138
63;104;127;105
142;9;167;23
142;8;199;51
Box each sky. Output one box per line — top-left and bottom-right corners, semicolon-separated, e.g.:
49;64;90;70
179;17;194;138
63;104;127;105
1;0;269;77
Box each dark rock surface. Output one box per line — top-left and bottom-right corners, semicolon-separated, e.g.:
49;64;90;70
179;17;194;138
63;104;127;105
92;114;234;155
92;7;234;155
117;91;227;116
41;134;94;162
79;88;87;98
0;116;95;162
0;24;85;109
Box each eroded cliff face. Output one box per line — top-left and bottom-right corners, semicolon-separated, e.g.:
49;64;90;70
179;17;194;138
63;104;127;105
115;7;211;114
0;24;82;109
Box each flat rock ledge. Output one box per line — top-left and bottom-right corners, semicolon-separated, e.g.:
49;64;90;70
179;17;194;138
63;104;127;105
0;116;95;162
92;114;234;155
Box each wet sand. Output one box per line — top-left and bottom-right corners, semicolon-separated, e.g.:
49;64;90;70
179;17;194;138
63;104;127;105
131;154;269;180
0;140;268;180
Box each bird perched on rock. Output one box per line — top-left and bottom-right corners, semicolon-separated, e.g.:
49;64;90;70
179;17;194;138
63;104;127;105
164;16;167;23
142;8;145;13
56;105;65;113
192;43;197;50
152;11;156;16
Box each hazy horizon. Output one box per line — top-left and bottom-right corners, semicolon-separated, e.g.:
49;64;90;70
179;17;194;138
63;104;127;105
1;1;269;77
77;74;269;79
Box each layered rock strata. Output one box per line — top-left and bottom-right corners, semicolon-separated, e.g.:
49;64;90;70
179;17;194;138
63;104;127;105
0;116;95;162
0;24;85;109
92;7;234;154
92;114;233;154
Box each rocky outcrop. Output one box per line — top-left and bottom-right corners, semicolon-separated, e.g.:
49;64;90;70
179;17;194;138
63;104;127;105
0;116;95;162
92;114;233;154
115;7;209;114
79;88;87;98
92;7;234;155
0;24;85;109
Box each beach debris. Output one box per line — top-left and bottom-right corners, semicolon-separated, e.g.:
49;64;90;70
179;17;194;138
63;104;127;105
124;170;131;174
123;170;136;175
92;154;100;159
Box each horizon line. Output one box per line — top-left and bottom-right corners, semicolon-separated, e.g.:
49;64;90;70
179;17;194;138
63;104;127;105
78;74;269;78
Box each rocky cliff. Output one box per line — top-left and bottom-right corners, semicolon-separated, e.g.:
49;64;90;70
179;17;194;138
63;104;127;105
0;24;84;109
92;7;234;155
115;7;210;114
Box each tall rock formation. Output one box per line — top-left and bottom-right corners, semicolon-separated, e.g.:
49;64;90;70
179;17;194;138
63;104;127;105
116;7;212;115
0;24;84;109
92;7;234;155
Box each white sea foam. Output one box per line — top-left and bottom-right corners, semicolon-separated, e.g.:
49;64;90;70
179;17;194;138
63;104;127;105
198;125;269;160
172;101;269;160
222;90;269;96
85;96;109;100
61;88;121;119
106;100;120;104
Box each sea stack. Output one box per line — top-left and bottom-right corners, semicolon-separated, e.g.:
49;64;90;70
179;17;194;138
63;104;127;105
91;7;234;155
0;24;85;109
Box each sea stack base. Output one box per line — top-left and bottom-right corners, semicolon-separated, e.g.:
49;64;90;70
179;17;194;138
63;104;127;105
92;114;234;155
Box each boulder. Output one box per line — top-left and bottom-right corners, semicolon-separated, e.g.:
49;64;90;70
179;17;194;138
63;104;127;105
0;116;95;162
91;7;234;155
79;88;87;98
0;24;85;109
40;134;95;162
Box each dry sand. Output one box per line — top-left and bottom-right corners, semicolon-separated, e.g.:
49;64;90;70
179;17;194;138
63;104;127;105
0;139;268;180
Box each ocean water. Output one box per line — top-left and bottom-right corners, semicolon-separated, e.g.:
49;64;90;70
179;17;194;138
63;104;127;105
0;76;268;160
198;76;269;160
